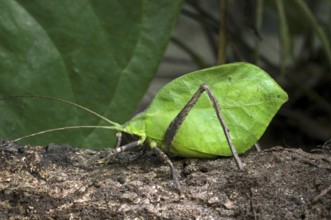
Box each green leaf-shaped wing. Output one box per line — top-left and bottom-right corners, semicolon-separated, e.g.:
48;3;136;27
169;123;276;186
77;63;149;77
132;63;288;157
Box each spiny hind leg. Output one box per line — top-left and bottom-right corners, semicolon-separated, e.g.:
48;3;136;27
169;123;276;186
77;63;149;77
164;83;244;170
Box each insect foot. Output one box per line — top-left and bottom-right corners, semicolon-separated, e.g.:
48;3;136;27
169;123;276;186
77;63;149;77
153;146;181;192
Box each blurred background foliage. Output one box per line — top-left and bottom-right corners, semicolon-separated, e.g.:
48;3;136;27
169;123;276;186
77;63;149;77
1;0;330;149
0;0;184;147
144;0;331;149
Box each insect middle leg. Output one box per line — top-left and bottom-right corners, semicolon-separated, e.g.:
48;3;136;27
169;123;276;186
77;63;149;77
87;136;143;192
101;137;181;191
153;146;181;191
164;83;244;170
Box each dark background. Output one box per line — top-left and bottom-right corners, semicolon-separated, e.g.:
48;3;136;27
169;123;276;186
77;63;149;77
139;0;331;150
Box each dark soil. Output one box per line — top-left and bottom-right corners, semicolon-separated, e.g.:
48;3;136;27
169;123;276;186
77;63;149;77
0;142;330;219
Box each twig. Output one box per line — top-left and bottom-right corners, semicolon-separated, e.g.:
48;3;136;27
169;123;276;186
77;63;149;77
313;185;331;204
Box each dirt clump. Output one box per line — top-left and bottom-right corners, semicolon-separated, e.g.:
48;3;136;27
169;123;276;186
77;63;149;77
0;142;330;219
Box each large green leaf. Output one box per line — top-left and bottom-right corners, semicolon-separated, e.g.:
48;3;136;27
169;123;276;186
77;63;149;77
0;0;183;148
125;63;288;158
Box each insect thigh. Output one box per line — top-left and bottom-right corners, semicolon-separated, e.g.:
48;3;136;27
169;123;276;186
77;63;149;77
163;83;244;170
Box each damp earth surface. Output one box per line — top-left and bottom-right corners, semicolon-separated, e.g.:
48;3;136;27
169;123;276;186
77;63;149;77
0;142;330;219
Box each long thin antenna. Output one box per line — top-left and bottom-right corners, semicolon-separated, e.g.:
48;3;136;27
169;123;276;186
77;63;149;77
12;125;121;142
0;95;121;127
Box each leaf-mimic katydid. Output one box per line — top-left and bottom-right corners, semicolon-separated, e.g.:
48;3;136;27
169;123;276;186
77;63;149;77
0;62;288;190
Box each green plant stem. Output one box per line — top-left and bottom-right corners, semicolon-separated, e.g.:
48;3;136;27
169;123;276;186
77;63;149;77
254;0;264;65
293;0;331;68
275;0;290;77
218;0;227;64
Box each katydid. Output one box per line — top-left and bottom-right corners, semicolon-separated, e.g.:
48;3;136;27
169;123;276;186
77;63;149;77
1;62;288;190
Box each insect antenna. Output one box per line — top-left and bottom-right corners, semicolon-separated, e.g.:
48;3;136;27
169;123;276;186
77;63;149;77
0;95;121;127
0;95;124;144
12;125;120;142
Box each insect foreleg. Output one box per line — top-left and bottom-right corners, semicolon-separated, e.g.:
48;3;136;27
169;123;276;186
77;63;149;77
114;132;122;149
101;139;143;164
254;142;261;152
152;146;181;191
164;83;244;170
